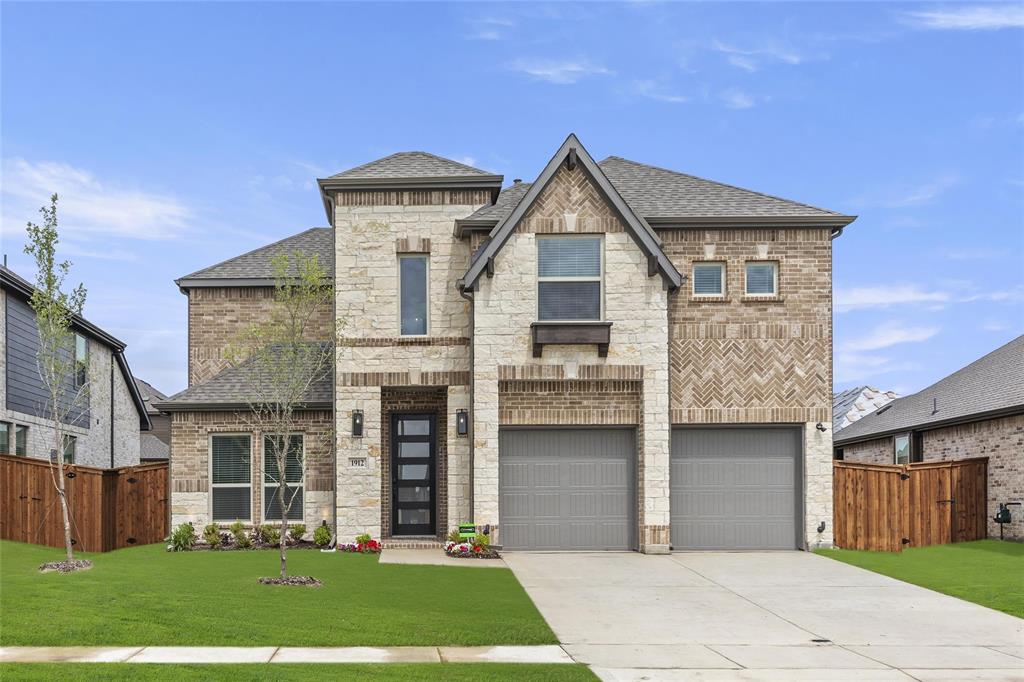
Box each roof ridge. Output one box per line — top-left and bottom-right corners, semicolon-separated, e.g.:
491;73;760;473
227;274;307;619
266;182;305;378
177;227;330;281
329;150;495;179
600;155;843;217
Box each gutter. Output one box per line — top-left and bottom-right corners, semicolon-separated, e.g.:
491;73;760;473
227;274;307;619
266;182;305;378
645;215;858;229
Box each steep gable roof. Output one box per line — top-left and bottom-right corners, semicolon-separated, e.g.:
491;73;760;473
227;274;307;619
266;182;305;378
833;385;898;432
599;156;854;225
461;134;683;291
326;151;497;180
134;377;169;416
834;335;1024;445
175;227;333;290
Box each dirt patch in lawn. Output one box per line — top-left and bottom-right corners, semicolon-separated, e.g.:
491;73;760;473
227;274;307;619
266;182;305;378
258;575;322;587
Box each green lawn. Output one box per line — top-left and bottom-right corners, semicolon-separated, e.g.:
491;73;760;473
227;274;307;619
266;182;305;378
816;539;1024;618
0;665;596;681
0;541;556;646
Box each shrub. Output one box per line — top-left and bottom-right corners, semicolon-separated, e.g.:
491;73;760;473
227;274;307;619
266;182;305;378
474;531;491;551
260;525;280;547
169;522;196;552
313;525;331;547
202;523;221;547
229;521;249;548
355;533;372;545
289;524;306;543
446;528;461;544
235;530;252;549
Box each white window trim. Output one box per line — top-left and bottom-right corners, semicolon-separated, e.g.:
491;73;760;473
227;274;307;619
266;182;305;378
692;261;726;298
893;433;911;465
397;254;430;337
261;433;306;524
15;424;28;457
536;234;605;322
209;433;253;523
744;260;779;296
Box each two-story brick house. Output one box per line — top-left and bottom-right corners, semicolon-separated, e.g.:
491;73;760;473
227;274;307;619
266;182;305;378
159;134;854;552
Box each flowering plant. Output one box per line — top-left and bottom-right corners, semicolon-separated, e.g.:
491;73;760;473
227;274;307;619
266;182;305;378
338;538;381;554
445;538;497;559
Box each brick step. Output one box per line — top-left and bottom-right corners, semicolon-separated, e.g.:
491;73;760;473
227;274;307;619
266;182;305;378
380;537;444;549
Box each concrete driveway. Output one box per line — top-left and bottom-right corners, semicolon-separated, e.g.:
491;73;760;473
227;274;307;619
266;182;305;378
504;551;1024;681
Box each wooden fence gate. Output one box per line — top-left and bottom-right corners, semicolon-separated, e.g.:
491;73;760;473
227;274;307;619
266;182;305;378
0;454;169;552
833;458;988;551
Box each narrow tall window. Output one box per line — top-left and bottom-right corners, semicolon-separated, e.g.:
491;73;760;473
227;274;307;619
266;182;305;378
0;422;10;455
63;435;77;464
399;255;428;335
692;263;725;296
15;426;28;456
745;262;778;296
211;435;251;522
537;236;602;321
894;434;911;465
74;333;88;388
263;434;304;522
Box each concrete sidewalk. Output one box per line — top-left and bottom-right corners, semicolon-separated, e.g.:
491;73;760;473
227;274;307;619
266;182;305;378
0;645;572;664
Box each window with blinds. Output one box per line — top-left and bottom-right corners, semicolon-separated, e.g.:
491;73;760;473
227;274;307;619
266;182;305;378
211;434;251;522
745;261;778;295
263;434;304;522
692;263;724;296
537;236;602;321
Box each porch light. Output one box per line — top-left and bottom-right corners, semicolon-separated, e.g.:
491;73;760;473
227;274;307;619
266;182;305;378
456;409;469;437
352;410;364;437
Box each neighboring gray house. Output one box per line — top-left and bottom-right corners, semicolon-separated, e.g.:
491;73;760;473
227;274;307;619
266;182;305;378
0;265;151;468
135;377;170;462
835;335;1024;540
833;386;898;434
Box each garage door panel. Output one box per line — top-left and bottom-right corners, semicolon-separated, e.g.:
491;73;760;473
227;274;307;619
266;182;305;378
671;427;800;550
500;428;636;551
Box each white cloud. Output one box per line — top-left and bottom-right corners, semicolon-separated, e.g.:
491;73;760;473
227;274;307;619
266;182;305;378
632;79;688;104
842;321;940;352
849;174;959;208
940;247;1004;261
834;351;921;384
983;320;1010;332
726;55;759;72
465;16;515;41
1;158;192;242
711;39;806;71
455;156;478;167
506;58;613;84
900;5;1024;31
721;88;755;109
835;285;951;312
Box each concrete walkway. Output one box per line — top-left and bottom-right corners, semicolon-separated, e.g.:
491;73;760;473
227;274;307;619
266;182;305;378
0;645;572;664
378;548;507;568
503;551;1024;681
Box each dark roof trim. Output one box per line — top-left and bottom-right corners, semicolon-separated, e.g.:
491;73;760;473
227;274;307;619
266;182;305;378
833;404;1024;447
1;266;152;429
461;134;683;291
645;215;857;229
152;400;331;413
453;219;499;237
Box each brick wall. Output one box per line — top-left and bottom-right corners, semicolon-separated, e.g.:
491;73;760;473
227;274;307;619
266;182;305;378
187;287;333;386
169;409;333;529
841;436;893;464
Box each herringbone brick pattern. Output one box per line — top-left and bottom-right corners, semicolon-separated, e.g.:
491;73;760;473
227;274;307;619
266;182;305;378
522;165;623;233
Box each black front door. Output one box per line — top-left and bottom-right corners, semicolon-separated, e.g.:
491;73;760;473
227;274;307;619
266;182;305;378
391;413;436;536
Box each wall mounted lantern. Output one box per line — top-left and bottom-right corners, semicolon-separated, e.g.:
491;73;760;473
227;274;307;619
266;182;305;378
352;410;364;437
456;409;469;437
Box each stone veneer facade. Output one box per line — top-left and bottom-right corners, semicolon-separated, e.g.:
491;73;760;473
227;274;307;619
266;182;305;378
0;289;142;468
841;413;1024;540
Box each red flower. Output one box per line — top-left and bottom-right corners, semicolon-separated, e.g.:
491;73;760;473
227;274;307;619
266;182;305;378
473;546;482;553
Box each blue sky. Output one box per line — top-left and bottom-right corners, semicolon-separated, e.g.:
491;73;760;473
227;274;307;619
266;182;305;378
1;2;1021;397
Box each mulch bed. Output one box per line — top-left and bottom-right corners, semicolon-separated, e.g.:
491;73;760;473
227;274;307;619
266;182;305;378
446;549;502;560
39;559;93;574
257;575;322;587
194;540;323;552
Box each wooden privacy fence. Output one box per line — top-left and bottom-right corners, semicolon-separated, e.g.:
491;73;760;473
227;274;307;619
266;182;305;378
0;454;168;552
833;458;988;552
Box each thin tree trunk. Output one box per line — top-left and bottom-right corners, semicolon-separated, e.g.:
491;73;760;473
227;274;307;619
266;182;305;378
55;428;74;561
279;480;287;578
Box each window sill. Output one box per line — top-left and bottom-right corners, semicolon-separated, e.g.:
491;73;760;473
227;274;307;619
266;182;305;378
690;296;732;304
741;295;784;303
531;321;612;358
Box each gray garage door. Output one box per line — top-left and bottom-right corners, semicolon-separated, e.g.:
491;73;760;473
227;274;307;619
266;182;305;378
671;427;801;550
500;428;636;551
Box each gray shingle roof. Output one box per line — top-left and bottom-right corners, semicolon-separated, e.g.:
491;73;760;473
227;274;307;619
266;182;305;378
461;181;533;222
134;377;168;416
177;228;333;285
140;434;169;460
599;156;844;220
328;152;497;180
833;386;898;432
834;335;1024;444
155;344;333;410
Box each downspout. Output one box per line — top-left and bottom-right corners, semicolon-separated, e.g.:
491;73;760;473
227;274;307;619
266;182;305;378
830;226;845;240
110;353;115;468
330;198;338;548
458;281;475;521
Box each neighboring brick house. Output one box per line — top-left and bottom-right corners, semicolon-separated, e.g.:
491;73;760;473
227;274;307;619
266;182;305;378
158;134;856;552
835;335;1024;540
833;386;899;433
0;265;152;467
134;377;170;462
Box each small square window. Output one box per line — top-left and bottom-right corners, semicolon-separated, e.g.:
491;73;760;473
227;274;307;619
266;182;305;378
745;262;778;296
692;263;724;296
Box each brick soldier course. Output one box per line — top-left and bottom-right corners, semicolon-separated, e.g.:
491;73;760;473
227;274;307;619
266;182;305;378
159;135;859;551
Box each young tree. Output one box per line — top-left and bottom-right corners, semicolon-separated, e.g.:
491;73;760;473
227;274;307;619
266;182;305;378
23;194;88;563
227;251;333;579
